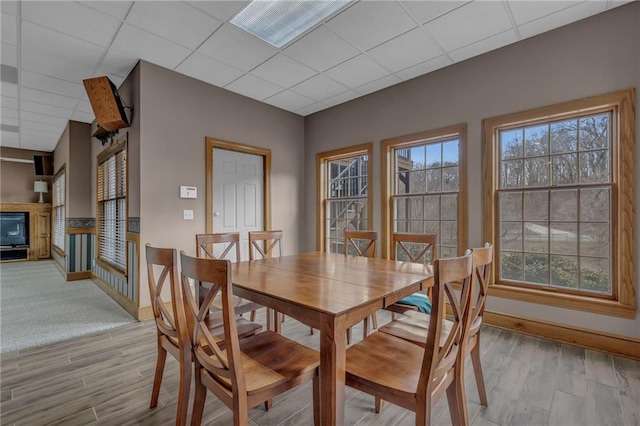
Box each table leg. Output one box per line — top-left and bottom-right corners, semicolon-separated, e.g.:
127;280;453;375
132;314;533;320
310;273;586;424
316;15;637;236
319;317;346;426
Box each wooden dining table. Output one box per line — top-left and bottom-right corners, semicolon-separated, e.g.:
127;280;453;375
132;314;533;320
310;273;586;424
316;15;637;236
231;251;434;426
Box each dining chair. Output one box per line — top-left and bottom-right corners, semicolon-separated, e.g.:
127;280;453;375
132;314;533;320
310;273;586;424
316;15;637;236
344;230;379;343
345;252;474;425
179;253;320;426
145;244;262;426
385;233;437;317
378;243;494;408
196;233;263;322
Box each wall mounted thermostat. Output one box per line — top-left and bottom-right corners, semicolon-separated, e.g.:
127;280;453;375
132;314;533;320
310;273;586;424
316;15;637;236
180;186;197;199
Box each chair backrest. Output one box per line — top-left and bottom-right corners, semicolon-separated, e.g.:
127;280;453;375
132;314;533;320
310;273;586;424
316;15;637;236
145;244;189;345
344;230;377;257
180;253;246;396
196;233;241;262
248;230;283;260
418;251;473;398
391;233;437;265
468;243;493;335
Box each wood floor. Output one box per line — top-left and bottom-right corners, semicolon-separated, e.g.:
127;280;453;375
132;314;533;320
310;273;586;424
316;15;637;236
1;309;639;426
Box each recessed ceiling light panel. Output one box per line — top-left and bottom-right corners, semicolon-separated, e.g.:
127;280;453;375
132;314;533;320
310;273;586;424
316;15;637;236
230;0;351;48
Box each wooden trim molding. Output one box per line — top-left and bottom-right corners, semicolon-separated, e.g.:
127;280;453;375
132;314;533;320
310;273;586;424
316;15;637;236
483;310;640;361
66;271;93;281
205;138;272;234
316;142;374;252
67;227;94;235
92;275;138;319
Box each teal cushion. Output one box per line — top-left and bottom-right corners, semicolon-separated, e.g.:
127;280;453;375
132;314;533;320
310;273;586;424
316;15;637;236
396;293;432;314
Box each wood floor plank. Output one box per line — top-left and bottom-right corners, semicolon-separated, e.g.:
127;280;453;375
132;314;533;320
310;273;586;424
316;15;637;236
586;349;618;387
548;390;586;426
520;367;558;411
509;401;550;426
585;381;624;426
615;369;640;426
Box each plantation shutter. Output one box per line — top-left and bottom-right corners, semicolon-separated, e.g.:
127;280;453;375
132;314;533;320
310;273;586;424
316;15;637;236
53;172;65;250
98;147;126;271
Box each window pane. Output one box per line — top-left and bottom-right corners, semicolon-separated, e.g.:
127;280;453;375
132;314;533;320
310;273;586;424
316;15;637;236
552;153;578;185
524;253;549;285
580;257;610;294
424;195;440;221
408;145;425;170
523;190;548;221
408;171;426;194
426;169;442;193
524;222;547;253
551;255;578;289
580;223;609;258
440;194;457;221
501;160;524;188
500;129;523;159
500;192;522;222
579;113;609;150
501;252;523;281
580;188;609;222
409;221;424;233
525;124;549;156
442;140;459;165
524;157;549;186
550;222;578;255
579;150;609;183
550;189;577;222
426;144;441;168
550;119;577;153
442;166;459;191
440;221;457;246
396;172;409;194
408;197;424;221
394;197;407;221
501;222;523;251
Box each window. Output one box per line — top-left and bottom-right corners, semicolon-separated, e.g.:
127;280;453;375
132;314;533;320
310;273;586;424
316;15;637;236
97;143;127;272
317;143;373;253
382;125;467;260
52;168;65;251
483;89;636;317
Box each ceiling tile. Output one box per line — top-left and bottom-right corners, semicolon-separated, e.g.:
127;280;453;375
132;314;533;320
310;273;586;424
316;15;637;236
225;74;283;101
296;103;328;116
99;50;139;78
327;1;416;51
1;82;17;97
2;107;18;119
75;100;95;114
1;131;19;147
251;54;316;88
21;21;105;70
110;24;192;70
126;2;221;49
355;74;402;96
449;29;517;63
71;110;96;123
20;118;64;133
21;70;85;98
518;1;608;39
21;87;78;110
1;116;18;127
1;96;18;109
21;48;95;83
508;1;581;26
321;90;361;108
21;126;54;138
2;13;17;44
367;27;442;73
1;42;17;67
0;1;17;16
396;55;453;81
82;1;133;20
400;1;470;24
19;137;56;151
20;100;74;119
284;26;359;72
187;1;249;21
198;24;277;72
176;52;245;87
324;54;390;88
20;110;70;126
22;1;121;47
263;90;314;112
291;74;348;101
424;1;512;52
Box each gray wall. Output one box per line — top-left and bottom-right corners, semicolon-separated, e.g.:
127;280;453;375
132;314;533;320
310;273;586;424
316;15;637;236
1;147;52;203
304;2;640;338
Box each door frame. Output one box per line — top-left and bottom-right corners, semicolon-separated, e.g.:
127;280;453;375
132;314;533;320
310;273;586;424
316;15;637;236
205;137;272;234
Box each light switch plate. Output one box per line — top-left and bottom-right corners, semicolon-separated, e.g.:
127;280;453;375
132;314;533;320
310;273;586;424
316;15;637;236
180;186;197;199
183;209;194;220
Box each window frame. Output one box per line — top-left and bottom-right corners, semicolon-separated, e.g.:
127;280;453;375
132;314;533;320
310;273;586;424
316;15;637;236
382;124;468;260
482;89;636;318
96;140;128;277
52;166;66;253
317;143;374;253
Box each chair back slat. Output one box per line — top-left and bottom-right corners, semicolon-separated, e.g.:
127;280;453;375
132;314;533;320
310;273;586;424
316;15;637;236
180;253;246;393
392;233;437;265
344;230;377;257
417;251;473;395
196;233;241;262
248;230;283;260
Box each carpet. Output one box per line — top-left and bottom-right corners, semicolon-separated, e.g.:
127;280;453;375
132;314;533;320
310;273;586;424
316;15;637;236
0;260;135;353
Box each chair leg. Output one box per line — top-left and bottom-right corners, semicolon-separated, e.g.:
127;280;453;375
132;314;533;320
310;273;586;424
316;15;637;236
250;310;256;322
470;340;488;406
312;376;320;426
346;327;352;345
150;342;167;409
445;381;462;426
371;312;378;329
264;399;273;411
375;397;384;413
191;364;207;426
175;351;192;426
309;327;314;335
362;316;370;339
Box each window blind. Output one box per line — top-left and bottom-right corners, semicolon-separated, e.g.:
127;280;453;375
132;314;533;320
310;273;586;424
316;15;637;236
97;148;126;271
53;172;65;250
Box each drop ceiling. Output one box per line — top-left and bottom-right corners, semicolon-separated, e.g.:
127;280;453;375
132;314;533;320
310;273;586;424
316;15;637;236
0;0;632;152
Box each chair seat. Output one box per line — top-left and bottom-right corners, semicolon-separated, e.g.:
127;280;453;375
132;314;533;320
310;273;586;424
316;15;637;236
210;331;319;396
378;310;451;348
167;313;262;348
346;332;442;398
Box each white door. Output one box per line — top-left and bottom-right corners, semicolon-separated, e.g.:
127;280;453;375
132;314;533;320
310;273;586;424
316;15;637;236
212;148;264;261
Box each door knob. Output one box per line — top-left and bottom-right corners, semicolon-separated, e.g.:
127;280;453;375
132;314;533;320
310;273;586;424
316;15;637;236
213;211;220;217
